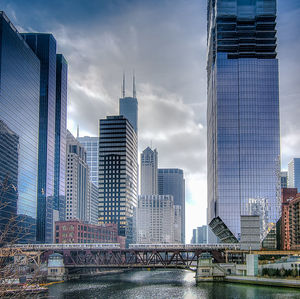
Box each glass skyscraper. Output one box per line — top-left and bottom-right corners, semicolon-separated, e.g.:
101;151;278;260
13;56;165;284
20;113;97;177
119;74;138;134
54;54;68;222
207;0;280;241
0;12;40;243
288;158;300;191
22;33;57;243
158;168;185;243
77;136;99;187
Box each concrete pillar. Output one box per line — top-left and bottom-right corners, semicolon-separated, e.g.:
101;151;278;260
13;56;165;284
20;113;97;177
246;254;258;276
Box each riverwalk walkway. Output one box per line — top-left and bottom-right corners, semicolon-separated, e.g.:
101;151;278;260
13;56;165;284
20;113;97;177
225;275;300;288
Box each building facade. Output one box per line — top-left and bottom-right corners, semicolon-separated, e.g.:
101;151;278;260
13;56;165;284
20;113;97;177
281;188;300;250
207;0;281;241
174;205;182;243
21;33;58;243
119;74;138;134
280;171;288;189
0;12;40;243
89;182;99;224
77;136;99;187
136;195;176;244
191;225;208;244
98;116;138;245
66;131;90;222
158;168;185;243
288;159;300;190
140;147;158;195
55;219;118;244
54;54;68;222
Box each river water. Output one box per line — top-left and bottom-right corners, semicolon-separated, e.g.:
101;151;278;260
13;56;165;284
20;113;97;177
48;269;300;299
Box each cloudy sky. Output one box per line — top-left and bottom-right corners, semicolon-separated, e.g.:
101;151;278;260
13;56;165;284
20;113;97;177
3;0;300;242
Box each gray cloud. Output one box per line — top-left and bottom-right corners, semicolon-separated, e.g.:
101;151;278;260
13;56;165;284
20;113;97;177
4;0;300;241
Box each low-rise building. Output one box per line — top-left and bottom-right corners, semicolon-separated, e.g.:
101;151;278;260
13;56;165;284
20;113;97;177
55;220;118;244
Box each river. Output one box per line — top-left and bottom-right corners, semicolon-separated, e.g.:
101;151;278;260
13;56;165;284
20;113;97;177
48;269;300;298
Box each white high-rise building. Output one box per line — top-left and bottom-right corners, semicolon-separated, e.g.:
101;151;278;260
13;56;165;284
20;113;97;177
136;195;177;244
140;147;158;195
65;131;90;222
288;158;300;190
174;205;182;243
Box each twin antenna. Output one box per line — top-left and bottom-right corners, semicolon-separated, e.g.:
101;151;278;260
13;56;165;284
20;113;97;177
122;72;136;98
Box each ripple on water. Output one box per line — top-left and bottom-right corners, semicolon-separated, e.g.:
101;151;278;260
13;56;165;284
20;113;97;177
47;269;300;299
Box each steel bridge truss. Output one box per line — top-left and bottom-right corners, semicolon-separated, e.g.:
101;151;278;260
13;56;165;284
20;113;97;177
43;249;225;269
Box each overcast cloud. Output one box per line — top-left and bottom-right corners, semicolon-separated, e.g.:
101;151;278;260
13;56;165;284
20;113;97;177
2;0;300;242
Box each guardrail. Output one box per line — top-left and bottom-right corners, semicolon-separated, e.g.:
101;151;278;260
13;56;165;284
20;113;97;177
129;244;241;250
6;243;121;250
6;243;241;251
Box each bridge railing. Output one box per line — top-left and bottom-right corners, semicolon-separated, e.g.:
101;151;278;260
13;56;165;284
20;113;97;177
6;243;241;251
5;243;121;250
129;244;241;250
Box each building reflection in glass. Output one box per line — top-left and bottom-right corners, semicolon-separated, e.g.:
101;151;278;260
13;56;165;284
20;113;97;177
0;12;40;243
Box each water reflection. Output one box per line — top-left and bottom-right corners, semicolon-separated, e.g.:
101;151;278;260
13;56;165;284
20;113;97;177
48;269;300;299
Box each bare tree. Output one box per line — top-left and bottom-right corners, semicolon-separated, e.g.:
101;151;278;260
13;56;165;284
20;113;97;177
0;177;46;298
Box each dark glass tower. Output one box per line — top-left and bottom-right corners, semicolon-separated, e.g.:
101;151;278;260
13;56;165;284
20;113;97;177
99;116;138;246
158;168;185;243
0;12;40;243
207;0;280;241
119;74;138;134
54;54;68;222
21;33;57;243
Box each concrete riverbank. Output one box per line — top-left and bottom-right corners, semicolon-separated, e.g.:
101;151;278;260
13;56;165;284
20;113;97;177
224;275;300;288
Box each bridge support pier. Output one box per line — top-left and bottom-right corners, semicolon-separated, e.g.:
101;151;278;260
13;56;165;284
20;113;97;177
195;253;225;283
47;253;66;281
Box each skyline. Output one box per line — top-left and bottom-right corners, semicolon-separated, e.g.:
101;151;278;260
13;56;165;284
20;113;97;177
2;0;300;242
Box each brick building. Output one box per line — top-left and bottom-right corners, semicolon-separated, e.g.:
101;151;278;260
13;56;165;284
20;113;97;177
281;188;300;250
55;220;119;244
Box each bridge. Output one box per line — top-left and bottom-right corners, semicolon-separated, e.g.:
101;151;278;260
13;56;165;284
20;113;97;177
3;243;299;270
4;243;240;269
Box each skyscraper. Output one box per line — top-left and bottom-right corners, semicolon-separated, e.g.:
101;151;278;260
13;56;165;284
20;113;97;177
207;0;280;241
21;33;57;243
288;158;300;190
98;116;138;245
77;136;99;187
89;183;99;224
65;131;90;222
280;171;288;189
158;168;185;243
54;54;68;222
0;12;40;243
119;74;138;134
140;147;158;195
190;225;207;244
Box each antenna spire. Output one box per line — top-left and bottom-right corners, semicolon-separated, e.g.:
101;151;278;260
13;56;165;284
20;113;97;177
133;70;136;98
77;124;79;138
122;72;126;98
